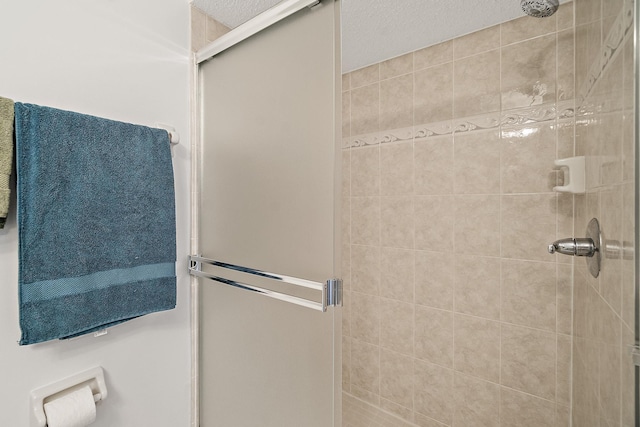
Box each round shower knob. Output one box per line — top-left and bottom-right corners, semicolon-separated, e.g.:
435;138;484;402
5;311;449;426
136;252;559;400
548;238;596;257
548;218;602;278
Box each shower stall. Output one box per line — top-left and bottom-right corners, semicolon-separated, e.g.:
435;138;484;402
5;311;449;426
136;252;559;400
191;0;638;425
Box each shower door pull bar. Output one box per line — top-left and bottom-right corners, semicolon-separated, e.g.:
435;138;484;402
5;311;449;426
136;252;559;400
189;255;341;312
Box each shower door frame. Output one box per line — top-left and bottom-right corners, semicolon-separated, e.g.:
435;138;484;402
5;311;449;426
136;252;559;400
189;1;342;425
635;0;640;422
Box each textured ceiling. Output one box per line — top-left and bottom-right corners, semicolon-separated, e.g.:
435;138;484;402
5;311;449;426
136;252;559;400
191;0;567;72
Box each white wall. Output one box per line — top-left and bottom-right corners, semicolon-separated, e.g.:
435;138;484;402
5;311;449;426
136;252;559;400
0;1;192;426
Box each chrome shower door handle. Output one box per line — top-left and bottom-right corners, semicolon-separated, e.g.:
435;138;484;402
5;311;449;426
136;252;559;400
548;238;597;257
548;218;602;278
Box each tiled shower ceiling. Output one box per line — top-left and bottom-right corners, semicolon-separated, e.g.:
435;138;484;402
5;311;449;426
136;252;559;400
190;0;570;72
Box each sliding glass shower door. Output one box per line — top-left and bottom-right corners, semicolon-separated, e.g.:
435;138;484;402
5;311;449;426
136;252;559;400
195;1;341;426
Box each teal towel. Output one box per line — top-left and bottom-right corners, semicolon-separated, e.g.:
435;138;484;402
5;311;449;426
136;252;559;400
15;103;177;345
0;97;14;228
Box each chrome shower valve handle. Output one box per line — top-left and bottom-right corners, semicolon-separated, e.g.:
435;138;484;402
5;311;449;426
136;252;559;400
548;218;602;278
548;238;597;257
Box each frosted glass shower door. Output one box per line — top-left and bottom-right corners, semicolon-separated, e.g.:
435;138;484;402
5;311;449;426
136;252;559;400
196;1;341;426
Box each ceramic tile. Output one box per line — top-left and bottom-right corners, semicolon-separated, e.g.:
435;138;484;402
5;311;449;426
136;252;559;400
575;0;602;25
454;255;501;320
381;141;414;196
454;314;500;382
343;288;351;338
414;413;449;427
351;339;381;394
599;342;621;425
453;373;501;427
501;124;557;194
600;186;623;315
556;1;574;31
501;194;557;261
500;387;555;427
572;270;587;340
351;196;380;246
557;264;573;335
380;74;414;130
351;292;380;345
453;129;501;194
343;91;352;138
501;324;557;400
556;404;570;427
501;14;557;46
454;195;501;256
381;196;414;249
501;259;557;331
380;247;414;303
351;244;380;296
343;336;351;391
380;349;414;409
556;334;571;406
556;194;574;262
380;398;414;423
414;62;453;124
415;250;454;310
342;149;351;195
415;196;454;252
557;29;575;101
380;299;414;355
351;64;380;88
342;197;351;247
414;360;454;425
454;25;500;59
501;35;556;110
454;49;501;117
351;385;380;407
415;306;454;367
414;40;453;70
343;393;417;427
603;0;623;18
380;53;413;80
414;135;454;195
575;21;602;94
556;119;575;160
594;113;624;187
351;83;380;136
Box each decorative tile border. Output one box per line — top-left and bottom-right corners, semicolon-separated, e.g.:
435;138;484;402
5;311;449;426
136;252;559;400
343;102;575;149
578;0;634;104
349;126;413;148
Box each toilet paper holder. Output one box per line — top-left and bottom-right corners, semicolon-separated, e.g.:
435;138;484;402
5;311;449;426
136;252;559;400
31;366;108;427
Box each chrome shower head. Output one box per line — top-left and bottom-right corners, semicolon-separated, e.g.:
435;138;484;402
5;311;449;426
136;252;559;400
520;0;559;17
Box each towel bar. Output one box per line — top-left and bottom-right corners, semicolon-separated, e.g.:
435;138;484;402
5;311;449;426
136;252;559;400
189;255;341;312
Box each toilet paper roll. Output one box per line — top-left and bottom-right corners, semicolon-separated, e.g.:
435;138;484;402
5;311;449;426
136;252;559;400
44;385;97;427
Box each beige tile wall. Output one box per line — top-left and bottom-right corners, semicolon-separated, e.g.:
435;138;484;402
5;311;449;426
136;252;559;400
572;0;635;426
342;3;578;426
